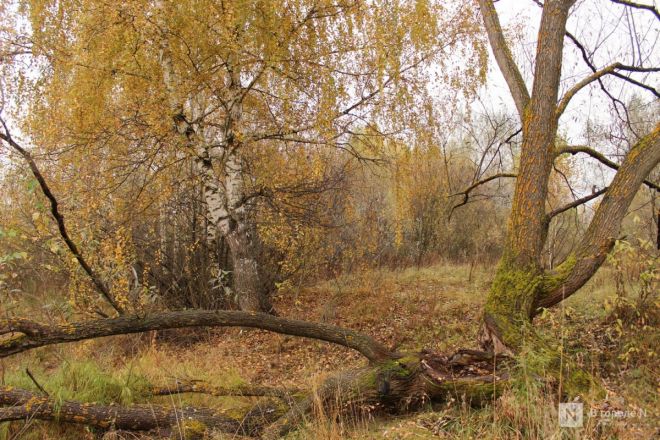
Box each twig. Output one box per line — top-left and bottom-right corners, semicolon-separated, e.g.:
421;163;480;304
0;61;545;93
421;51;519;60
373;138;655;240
449;173;517;219
25;368;49;396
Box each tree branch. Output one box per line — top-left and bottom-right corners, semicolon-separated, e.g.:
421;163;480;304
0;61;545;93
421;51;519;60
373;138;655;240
609;69;660;98
546;187;608;220
557;145;660;191
477;0;530;118
610;0;660;20
535;125;660;312
561;30;656;134
0;119;124;315
557;62;660;117
449;173;517;218
0;310;393;363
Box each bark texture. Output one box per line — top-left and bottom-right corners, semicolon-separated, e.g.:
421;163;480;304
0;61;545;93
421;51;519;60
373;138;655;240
0;310;392;362
0;386;246;434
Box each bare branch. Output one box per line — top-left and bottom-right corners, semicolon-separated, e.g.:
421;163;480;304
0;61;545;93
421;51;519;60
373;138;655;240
557;145;660;191
557;61;659;117
562;30;657;133
610;0;660;20
546;187;608;220
557;63;622;117
564;31;621;105
609;69;660;98
477;0;530;118
25;368;49;396
532;0;659;105
449;173;517;218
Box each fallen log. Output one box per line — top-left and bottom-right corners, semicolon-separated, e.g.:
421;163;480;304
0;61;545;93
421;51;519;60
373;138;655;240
0;310;392;362
1;312;510;438
148;381;300;400
0;385;249;434
262;351;508;439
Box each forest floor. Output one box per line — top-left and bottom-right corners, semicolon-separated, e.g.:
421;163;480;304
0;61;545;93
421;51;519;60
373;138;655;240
1;262;658;439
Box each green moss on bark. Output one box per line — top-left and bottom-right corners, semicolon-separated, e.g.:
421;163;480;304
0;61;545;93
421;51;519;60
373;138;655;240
484;259;543;350
360;355;418;390
538;253;576;300
181;419;207;439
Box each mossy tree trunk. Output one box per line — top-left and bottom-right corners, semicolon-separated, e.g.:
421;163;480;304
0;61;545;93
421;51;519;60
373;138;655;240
478;0;573;354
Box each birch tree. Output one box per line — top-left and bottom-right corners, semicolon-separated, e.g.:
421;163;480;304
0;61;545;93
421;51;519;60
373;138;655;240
2;0;482;312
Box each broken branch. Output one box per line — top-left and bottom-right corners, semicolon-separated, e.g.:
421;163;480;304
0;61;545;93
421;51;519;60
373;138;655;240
0;118;123;315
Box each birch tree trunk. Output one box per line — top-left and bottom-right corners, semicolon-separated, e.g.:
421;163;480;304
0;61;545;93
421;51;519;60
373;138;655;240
155;4;272;312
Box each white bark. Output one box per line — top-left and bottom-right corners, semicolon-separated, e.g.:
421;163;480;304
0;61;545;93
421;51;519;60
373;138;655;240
153;2;269;311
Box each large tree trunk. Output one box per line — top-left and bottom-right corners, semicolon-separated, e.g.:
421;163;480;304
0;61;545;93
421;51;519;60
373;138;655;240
479;0;573;355
225;220;272;312
196;145;272;312
217;142;273;313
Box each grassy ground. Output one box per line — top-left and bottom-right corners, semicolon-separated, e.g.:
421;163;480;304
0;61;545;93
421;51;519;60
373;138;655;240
1;262;657;439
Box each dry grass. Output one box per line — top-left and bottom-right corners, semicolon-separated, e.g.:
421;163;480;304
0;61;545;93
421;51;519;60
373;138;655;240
1;262;657;439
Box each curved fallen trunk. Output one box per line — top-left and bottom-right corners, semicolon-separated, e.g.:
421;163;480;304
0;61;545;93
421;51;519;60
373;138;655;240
263;350;508;439
1;312;509;437
0;310;392;363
